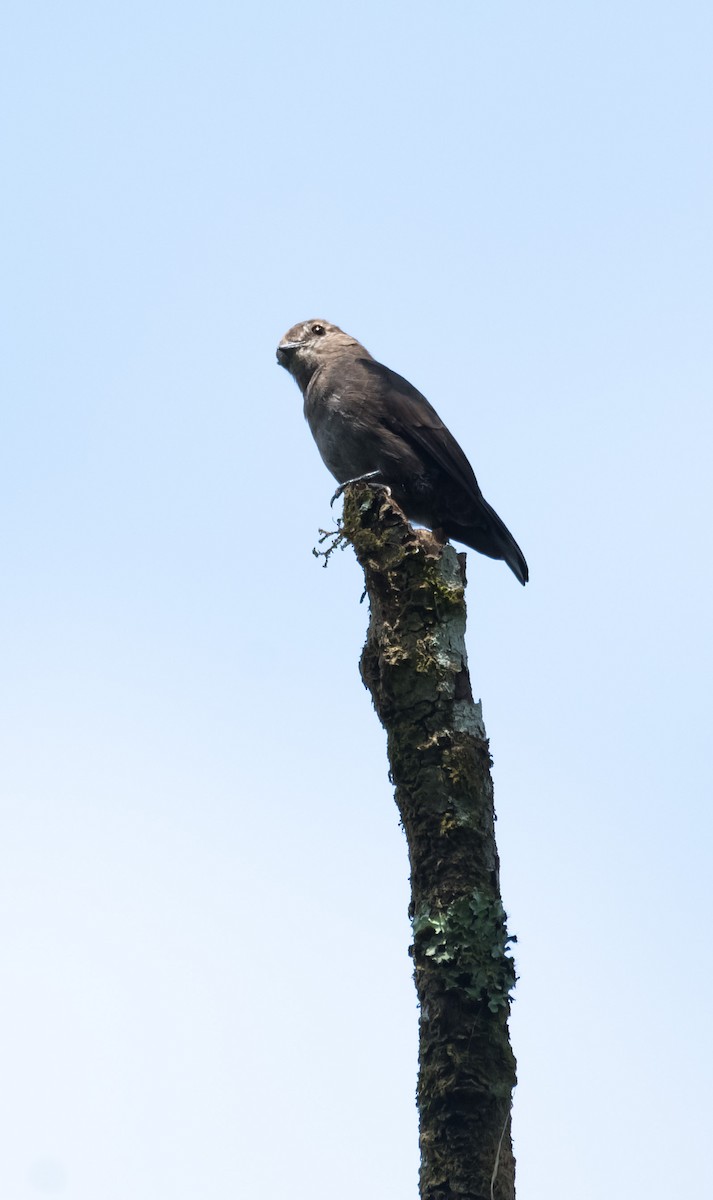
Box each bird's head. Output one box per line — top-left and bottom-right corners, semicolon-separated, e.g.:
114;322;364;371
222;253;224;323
276;319;362;390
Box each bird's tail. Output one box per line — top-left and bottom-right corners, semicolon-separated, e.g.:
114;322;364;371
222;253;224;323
449;499;529;585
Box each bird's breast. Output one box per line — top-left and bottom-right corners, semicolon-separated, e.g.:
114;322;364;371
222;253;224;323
303;386;381;483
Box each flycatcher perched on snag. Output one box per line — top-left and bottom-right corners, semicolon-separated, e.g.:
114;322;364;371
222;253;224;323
277;318;529;585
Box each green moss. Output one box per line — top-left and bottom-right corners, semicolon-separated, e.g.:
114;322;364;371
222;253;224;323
412;891;517;1013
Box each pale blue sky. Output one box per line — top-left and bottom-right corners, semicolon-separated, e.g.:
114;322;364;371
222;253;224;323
1;2;712;1197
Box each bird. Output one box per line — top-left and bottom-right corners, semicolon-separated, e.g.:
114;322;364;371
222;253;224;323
276;319;528;585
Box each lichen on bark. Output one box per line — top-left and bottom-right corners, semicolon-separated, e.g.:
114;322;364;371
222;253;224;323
340;482;518;1200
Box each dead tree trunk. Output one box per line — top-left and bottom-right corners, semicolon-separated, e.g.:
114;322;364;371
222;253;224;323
340;483;517;1200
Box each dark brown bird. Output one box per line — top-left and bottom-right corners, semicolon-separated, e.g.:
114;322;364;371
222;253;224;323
276;319;528;585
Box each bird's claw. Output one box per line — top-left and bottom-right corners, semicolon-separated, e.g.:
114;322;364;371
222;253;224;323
330;471;390;507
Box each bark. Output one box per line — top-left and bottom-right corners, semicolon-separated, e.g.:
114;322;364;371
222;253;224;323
340;483;517;1200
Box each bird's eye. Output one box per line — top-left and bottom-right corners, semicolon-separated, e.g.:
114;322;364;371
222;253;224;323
311;323;325;335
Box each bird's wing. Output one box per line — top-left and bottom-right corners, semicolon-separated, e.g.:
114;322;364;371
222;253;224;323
361;360;483;500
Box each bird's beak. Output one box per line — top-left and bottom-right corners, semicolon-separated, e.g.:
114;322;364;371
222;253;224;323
276;339;300;366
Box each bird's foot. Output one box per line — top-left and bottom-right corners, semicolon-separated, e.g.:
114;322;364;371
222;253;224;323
330;471;391;507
